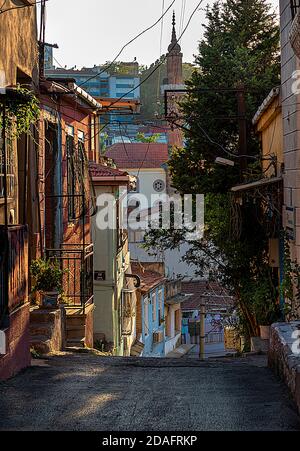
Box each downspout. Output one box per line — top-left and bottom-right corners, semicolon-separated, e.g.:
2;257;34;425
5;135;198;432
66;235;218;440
53;110;63;249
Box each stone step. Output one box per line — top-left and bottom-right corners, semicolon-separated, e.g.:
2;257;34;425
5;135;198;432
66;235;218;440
66;316;86;328
30;323;53;338
66;327;85;340
66;338;86;348
30;310;57;325
30;336;52;355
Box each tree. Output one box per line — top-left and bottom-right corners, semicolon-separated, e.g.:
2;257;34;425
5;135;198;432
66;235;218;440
144;0;281;337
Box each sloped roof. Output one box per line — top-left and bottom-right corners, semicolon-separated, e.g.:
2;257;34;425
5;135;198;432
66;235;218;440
131;262;165;294
106;143;169;169
181;281;236;311
89;163;128;178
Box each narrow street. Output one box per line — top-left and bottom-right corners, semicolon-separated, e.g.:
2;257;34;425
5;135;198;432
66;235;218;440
0;353;299;431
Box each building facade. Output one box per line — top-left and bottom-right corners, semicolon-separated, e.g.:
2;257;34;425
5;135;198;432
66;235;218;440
90;163;137;356
276;0;300;318
0;2;39;380
34;78;101;351
132;262;166;357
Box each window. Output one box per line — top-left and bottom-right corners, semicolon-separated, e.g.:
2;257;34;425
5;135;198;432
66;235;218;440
66;133;76;221
144;296;149;336
158;289;163;323
152;292;157;323
0;137;14;199
153;179;165;193
291;0;300;18
175;309;181;335
116;84;134;89
116;93;135;98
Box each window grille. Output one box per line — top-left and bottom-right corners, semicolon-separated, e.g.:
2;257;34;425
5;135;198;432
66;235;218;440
291;0;300;19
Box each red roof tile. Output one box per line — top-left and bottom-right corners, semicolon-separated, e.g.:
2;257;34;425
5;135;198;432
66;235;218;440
131;262;165;293
89;163;129;178
106;143;169;169
181;281;236;311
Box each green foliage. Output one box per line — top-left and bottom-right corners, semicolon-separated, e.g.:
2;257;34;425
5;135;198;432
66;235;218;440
280;236;300;318
170;0;280;192
0;85;40;140
144;0;281;336
30;259;66;294
136;132;161;143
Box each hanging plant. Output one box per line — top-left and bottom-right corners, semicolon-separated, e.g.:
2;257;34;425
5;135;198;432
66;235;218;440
0;85;40;139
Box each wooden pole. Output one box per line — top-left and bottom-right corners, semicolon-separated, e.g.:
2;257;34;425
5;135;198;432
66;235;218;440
199;304;206;360
237;84;247;179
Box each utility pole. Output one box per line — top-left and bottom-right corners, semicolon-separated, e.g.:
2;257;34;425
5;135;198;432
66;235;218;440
237;84;247;178
199;304;206;360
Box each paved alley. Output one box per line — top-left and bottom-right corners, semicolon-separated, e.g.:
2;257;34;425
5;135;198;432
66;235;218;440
0;353;299;431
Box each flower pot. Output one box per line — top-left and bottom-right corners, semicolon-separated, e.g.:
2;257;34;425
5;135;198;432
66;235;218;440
259;325;271;340
42;292;59;309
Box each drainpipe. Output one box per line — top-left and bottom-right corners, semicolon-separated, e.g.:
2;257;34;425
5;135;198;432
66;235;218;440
53;112;63;249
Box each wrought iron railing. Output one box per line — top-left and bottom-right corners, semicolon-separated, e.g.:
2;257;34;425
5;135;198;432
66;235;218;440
46;244;94;312
0;225;28;326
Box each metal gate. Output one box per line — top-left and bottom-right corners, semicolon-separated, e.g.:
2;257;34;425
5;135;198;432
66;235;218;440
46;244;93;312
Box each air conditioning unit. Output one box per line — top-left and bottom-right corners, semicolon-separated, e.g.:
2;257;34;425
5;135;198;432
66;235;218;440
0;330;6;355
153;330;164;344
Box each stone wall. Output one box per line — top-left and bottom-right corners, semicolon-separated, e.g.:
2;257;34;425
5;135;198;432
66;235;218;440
268;322;300;412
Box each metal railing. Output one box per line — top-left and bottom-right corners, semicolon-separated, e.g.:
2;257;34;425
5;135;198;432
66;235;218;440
0;225;28;326
46;244;94;312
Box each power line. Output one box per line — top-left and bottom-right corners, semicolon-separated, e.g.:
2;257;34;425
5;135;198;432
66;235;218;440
78;0;177;88
107;0;204;109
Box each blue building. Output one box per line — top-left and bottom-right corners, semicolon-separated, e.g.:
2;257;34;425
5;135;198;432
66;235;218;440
45;52;141;141
132;263;166;358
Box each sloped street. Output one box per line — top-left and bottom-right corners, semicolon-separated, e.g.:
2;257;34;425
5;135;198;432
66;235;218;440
0;353;299;432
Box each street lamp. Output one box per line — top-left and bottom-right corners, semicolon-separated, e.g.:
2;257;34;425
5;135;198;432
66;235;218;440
215;157;235;167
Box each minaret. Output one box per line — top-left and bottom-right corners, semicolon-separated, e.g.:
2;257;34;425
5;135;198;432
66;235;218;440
166;12;183;85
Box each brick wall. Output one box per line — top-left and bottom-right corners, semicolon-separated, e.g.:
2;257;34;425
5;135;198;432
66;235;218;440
0;303;31;381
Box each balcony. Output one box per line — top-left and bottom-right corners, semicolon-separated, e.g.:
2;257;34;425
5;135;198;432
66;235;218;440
46;244;94;312
290;9;300;58
0;225;28;325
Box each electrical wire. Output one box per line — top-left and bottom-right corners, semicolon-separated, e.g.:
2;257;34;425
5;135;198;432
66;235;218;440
106;0;204;109
78;0;177;88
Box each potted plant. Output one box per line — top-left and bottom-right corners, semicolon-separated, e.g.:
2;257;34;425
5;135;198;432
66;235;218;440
256;300;281;340
30;259;66;309
252;277;281;340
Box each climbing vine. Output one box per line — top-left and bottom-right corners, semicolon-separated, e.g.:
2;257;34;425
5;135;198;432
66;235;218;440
281;236;300;319
0;85;40;139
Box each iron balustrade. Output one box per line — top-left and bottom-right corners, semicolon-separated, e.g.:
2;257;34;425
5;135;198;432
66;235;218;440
46;244;94;312
0;225;28;326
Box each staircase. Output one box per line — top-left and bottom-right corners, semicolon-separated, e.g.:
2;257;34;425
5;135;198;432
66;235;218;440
30;309;65;355
66;314;86;348
65;304;94;349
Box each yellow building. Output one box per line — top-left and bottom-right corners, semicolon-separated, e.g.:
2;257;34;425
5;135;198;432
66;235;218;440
90;163;137;356
252;87;283;177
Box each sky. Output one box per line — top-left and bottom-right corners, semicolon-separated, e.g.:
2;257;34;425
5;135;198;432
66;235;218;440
44;0;280;70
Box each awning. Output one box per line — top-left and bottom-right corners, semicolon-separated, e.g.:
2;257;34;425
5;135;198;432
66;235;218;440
231;176;282;193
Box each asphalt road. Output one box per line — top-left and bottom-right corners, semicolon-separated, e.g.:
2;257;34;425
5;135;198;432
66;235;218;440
0;353;299;431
